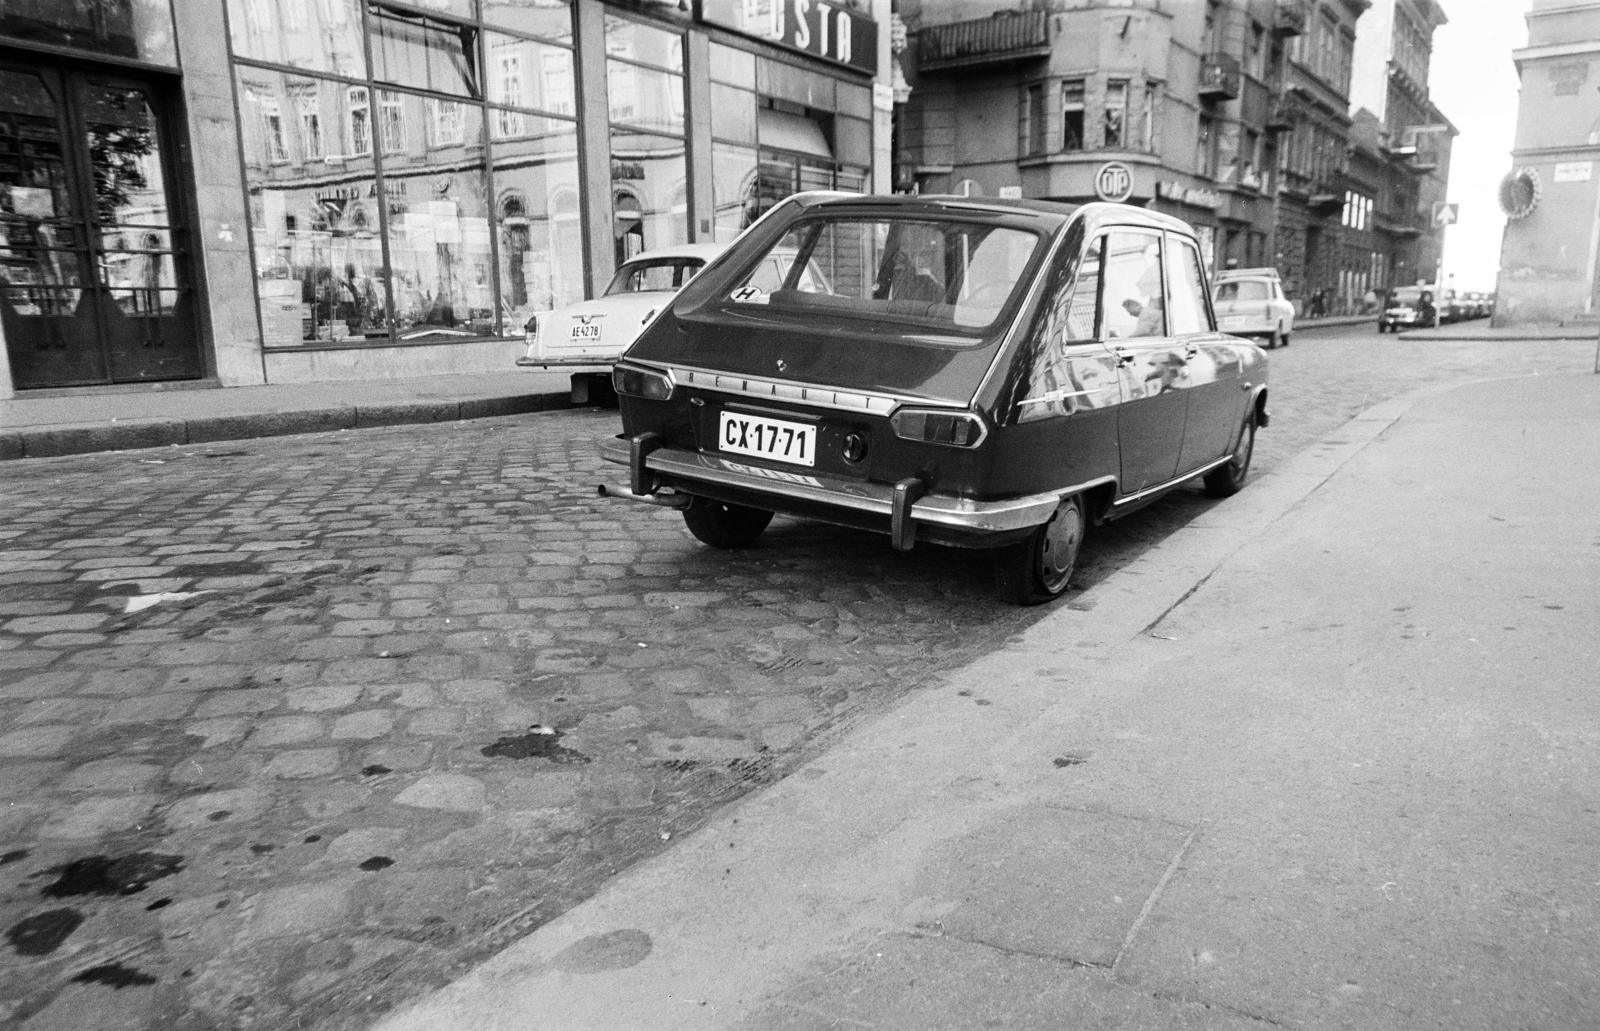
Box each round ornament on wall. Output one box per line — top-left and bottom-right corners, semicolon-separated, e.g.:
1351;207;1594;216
1498;167;1541;219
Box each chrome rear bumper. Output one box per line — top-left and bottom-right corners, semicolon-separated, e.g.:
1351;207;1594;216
597;435;1062;538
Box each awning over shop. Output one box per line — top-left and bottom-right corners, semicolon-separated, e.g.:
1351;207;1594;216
758;108;832;159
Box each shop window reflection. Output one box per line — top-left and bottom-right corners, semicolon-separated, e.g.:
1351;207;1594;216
491;114;581;323
380;100;493;341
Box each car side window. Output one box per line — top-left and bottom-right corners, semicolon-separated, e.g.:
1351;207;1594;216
1164;234;1210;335
1101;230;1165;338
1014;235;1119;424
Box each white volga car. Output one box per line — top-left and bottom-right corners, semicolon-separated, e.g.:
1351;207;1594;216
516;242;727;401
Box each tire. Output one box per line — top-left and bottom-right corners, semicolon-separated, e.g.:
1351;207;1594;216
682;498;773;548
1279;324;1289;347
993;493;1087;605
1204;409;1256;498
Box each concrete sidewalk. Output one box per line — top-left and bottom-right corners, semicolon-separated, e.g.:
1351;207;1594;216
378;368;1600;1031
0;370;575;460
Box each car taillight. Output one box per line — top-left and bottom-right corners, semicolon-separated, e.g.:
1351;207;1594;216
890;408;987;448
612;363;675;401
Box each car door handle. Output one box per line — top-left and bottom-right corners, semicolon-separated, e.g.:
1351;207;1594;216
1184;342;1199;358
1114;348;1135;366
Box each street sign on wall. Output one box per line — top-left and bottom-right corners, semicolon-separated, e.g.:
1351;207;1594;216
1432;202;1458;227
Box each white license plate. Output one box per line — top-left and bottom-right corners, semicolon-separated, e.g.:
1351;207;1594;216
718;411;816;467
569;323;601;341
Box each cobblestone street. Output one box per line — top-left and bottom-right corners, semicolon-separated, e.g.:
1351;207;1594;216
1;332;1591;1030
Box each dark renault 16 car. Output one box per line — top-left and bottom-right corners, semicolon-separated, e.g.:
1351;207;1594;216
599;194;1269;604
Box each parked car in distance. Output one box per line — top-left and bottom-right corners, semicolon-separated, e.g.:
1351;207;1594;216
1212;267;1294;348
1379;285;1440;332
598;193;1269;605
516;242;726;401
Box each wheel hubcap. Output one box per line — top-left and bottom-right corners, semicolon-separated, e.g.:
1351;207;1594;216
1039;500;1084;592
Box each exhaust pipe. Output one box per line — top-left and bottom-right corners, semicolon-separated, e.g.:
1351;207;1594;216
597;482;692;509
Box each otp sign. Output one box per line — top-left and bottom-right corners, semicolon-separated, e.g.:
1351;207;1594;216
1095;162;1134;203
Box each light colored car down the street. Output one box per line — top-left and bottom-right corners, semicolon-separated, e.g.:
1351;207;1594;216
1212;267;1294;349
516;242;727;399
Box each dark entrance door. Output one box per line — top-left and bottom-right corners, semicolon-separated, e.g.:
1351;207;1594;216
0;62;201;389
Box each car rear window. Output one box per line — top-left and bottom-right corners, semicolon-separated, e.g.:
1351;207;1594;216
723;216;1043;333
1216;280;1269;302
605;259;705;295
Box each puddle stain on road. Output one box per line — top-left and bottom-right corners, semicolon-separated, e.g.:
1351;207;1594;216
480;726;590;764
39;853;185;898
72;962;159;989
5;909;84;957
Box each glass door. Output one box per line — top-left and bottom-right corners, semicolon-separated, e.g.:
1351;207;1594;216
0;63;200;388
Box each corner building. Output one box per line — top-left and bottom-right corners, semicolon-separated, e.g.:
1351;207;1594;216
0;0;892;397
1495;0;1600;325
896;0;1450;308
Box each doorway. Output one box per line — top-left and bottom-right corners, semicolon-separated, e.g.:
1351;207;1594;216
0;61;202;389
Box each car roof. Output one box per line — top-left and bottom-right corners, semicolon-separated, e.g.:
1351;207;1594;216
620;242;727;266
1214;267;1281;280
782;192;1203;239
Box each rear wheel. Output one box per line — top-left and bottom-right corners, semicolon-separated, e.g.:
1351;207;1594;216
1204;409;1256;498
993;494;1086;605
682;498;773;548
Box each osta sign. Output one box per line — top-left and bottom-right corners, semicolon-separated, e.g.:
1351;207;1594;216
1095;162;1134;203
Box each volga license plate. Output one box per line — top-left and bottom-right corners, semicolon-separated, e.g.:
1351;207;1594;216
718;411;816;467
569;323;601;340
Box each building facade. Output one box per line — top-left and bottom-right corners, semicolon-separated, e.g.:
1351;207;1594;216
0;0;893;397
895;0;1451;316
1349;0;1453;306
1495;0;1600;325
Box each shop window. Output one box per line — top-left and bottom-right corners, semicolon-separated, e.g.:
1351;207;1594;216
540;49;574;117
492;119;582;313
369;3;480;99
480;0;572;40
712;142;758;240
712;82;756;144
606;14;687;264
381;108;493;341
230;0;577;347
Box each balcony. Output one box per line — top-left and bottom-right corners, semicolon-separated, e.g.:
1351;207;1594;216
1199;53;1241;100
1274;0;1309;37
1266;98;1297;132
918;11;1050;73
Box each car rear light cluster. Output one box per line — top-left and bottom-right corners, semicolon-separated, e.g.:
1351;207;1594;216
612;363;675;401
890;408;987;448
